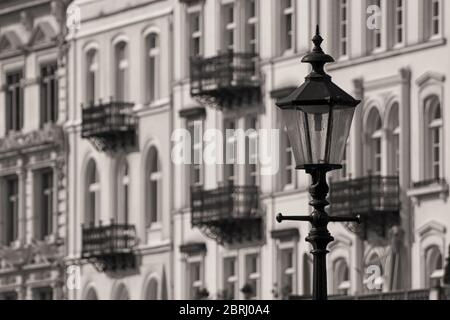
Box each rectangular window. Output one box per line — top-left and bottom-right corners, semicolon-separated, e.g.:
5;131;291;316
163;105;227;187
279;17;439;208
373;137;382;175
279;248;295;299
432;127;441;179
285;131;295;187
394;0;404;44
188;120;203;187
246;0;258;54
393;133;400;174
86;50;98;104
341;144;348;179
38;170;54;240
338;0;348;57
6;70;23;132
281;0;294;53
431;0;440;36
188;260;203;299
244;254;260;299
222;3;235;51
223;257;238;300
373;0;382;49
115;43;128;101
147;34;159;103
5;176;19;245
40;63;58;126
247;117;258;186
224;120;236;185
189;11;202;57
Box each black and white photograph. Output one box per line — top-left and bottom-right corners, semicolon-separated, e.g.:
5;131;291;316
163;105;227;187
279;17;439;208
0;0;449;310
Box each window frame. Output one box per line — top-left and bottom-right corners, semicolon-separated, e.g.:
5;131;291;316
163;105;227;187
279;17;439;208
40;62;59;126
5;69;24;133
280;0;295;55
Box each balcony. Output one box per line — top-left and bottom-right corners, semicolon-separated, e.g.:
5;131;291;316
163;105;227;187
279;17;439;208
81;221;137;272
191;185;262;245
329;175;400;239
81;100;137;152
190;51;260;108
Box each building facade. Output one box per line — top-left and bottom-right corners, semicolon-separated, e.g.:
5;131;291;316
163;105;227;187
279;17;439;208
0;0;69;300
65;0;174;300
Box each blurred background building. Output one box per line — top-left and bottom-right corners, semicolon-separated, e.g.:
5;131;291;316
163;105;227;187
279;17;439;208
0;0;449;300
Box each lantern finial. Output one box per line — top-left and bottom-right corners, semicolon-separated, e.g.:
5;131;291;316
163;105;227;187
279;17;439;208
302;24;334;76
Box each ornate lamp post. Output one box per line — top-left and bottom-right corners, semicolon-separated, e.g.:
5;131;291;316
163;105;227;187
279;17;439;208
275;26;361;301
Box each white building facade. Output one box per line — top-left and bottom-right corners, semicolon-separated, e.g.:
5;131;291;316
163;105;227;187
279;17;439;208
66;0;174;300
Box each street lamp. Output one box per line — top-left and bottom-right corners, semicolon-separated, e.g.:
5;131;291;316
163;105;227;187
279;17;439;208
276;26;361;301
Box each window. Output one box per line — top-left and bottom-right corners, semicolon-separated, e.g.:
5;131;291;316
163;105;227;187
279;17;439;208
115;284;130;300
283;128;295;188
145;279;158;300
224;120;236;185
373;0;382;50
4;176;19;245
188;120;203;187
247;117;258;186
114;41;128;101
85;288;98;300
36;170;54;240
5;70;23;132
338;0;348;57
341;143;349;179
146;147;161;227
280;0;294;53
40;63;58;126
146;33;159;103
426;97;442;180
394;0;404;45
86;49;98;104
85;160;99;225
244;254;260;299
188;260;203;299
32;287;53;300
389;104;400;174
117;162;129;224
222;3;236;51
223;257;238;300
188;11;202;57
367;109;383;175
279;248;295;299
245;0;258;53
430;0;441;37
333;259;350;295
424;246;443;288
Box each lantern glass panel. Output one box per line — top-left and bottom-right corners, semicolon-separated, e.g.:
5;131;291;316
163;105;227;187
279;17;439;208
328;106;355;165
282;109;309;166
305;109;330;164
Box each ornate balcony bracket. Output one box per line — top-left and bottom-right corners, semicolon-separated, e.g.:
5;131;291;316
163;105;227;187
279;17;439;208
81;222;138;273
191;185;262;245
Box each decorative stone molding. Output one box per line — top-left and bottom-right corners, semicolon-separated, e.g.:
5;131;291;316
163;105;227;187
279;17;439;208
407;179;449;206
0;125;64;155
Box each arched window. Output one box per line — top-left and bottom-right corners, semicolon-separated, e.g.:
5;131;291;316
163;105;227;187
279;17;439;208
85;288;98;300
145;278;158;300
146;147;161;228
117;161;129;224
365;253;384;293
424;246;443;287
366;109;383;175
85;160;99;225
388;103;400;175
114;41;129;101
333;258;350;295
145;33;159;103
85;49;98;104
425;96;443;180
114;284;130;300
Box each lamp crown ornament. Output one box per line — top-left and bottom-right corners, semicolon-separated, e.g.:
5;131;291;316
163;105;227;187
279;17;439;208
302;25;334;76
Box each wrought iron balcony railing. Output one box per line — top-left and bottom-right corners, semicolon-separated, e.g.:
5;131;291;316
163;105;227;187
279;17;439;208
191;185;262;244
292;289;431;300
190;51;260;106
81;221;137;272
81;100;136;152
329;175;400;239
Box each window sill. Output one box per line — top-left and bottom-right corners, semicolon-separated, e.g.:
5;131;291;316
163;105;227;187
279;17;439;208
407;179;449;206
